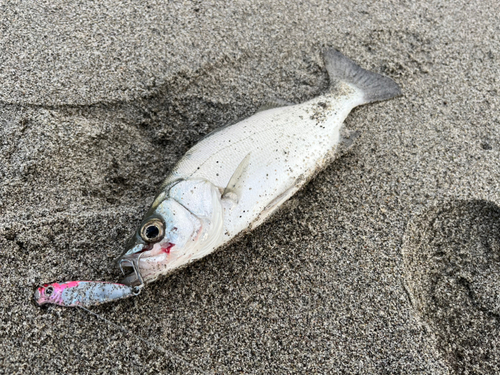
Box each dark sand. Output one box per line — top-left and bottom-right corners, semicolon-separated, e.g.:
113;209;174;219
1;1;499;373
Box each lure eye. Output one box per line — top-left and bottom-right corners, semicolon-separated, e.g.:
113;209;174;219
45;286;54;296
140;219;165;243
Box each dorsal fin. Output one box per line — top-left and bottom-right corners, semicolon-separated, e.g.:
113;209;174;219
256;99;294;113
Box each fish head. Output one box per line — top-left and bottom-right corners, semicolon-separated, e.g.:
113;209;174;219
34;282;68;306
118;199;201;285
117;179;224;286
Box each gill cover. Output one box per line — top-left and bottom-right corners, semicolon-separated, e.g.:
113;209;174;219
119;179;225;284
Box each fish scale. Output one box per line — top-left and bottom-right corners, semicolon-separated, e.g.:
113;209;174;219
166;91;360;238
169;92;357;190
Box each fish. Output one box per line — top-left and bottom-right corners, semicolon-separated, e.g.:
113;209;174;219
34;281;139;307
118;48;401;286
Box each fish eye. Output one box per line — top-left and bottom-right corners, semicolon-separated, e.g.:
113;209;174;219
45;286;54;295
140;219;165;243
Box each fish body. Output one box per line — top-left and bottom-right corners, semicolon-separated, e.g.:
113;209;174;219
34;281;139;307
118;49;401;286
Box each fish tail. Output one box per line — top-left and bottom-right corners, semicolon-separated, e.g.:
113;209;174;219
323;48;401;104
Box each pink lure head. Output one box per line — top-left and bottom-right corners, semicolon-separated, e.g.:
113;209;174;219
34;281;80;306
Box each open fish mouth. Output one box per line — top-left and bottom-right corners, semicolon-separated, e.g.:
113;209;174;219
118;253;145;287
115;242;157;287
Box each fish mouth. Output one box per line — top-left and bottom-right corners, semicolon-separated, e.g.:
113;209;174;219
116;243;156;287
118;253;145;287
117;242;172;286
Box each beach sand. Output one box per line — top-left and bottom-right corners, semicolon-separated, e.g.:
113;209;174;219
1;1;499;373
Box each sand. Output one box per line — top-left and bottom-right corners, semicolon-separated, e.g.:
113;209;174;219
1;0;499;373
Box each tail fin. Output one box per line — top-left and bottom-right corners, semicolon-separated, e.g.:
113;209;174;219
324;48;401;104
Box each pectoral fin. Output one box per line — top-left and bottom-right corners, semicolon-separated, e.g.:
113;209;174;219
222;152;251;205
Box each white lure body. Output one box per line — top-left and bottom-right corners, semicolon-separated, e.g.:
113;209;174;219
118;49;401;285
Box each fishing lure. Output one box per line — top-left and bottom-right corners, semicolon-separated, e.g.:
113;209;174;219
34;280;140;307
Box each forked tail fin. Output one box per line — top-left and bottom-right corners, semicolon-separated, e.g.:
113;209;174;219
324;48;401;104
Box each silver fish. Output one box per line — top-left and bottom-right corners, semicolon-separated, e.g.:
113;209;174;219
118;49;401;286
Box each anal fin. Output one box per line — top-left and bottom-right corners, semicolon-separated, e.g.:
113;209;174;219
337;128;360;156
250;181;300;230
